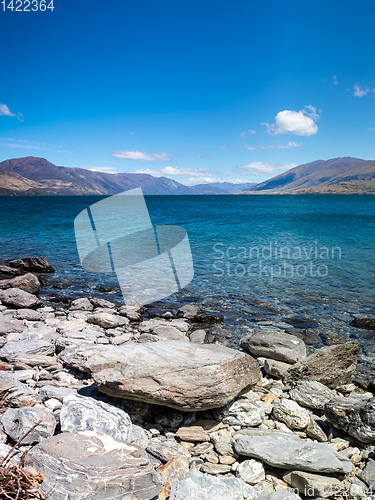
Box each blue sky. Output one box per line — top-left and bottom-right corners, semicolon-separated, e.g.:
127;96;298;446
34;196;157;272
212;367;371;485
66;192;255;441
1;0;375;185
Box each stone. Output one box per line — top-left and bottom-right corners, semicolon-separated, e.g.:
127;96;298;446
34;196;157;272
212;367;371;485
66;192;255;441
60;393;132;442
24;431;164;499
146;437;190;463
158;456;190;499
44;398;63;411
200;463;232;474
13;308;43;321
283;341;360;389
90;298;117;309
0;288;42;308
240;331;306;364
353;317;375;330
57;319;88;334
189;329;209;344
0;371;39;407
169;475;260;500
8;256;54;273
87;312;129;329
210;429;234;456
119;305;142;322
13;354;61;368
0;442;23;466
305;418;327;442
259;491;301;500
0;264;23;276
175;426;210;442
264;359;291;378
233;429;353;474
9;273;41;294
0;339;54;361
178;304;224;324
129;424;149;449
39;385;76;402
289;381;338;410
283;471;342;498
325;395;375;443
236;459;265;485
70;298;94;311
358;458;375;489
272;399;311;430
1;406;56;444
215;399;265;427
153;325;188;341
59;340;261;411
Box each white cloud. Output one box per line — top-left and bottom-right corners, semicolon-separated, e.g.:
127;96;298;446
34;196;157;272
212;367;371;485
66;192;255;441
240;130;256;138
368;128;375;131
160;166;213;178
353;84;370;97
132;165;220;184
333;75;338;86
0;104;16;117
245;140;302;150
88;167;118;174
238;162;297;176
0;138;70;153
264;106;319;136
113;150;172;161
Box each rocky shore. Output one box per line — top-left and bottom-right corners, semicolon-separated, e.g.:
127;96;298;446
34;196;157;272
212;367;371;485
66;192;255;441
1;257;375;499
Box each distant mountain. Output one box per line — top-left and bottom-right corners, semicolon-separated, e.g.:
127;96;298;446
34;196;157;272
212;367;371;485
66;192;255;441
0;156;250;196
193;181;256;194
240;157;375;194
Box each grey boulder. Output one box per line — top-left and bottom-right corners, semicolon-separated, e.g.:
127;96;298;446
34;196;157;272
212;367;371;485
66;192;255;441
59;340;261;411
0;339;54;362
283;341;360;389
87;312;129;329
70;297;94;311
358;458;375;489
178;304;224;324
23;431;164;500
8;256;54;273
240;331;306;364
9;273;41;294
233;429;352;474
60;393;132;442
325;395;375;443
39;385;77;403
283;471;342;498
0;288;42;308
289;381;338;410
0;371;39;407
1;406;56;444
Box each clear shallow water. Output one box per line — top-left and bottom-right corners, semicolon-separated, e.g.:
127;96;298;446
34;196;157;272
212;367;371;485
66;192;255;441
1;195;375;380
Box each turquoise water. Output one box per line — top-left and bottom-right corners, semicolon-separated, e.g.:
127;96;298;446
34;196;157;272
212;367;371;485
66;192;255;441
1;195;375;379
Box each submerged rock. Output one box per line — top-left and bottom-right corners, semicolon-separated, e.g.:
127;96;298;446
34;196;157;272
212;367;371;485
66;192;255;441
283;341;360;389
233;429;352;474
178;304;224;324
59;340;261;411
24;431;164;500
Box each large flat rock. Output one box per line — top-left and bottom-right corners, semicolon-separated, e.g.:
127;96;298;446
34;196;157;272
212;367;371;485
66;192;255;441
233;429;352;474
0;288;42;308
59;340;261;411
23;431;164;500
240;330;306;364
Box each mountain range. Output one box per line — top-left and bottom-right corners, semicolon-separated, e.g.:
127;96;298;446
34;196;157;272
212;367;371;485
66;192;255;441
239;157;375;194
0;157;255;195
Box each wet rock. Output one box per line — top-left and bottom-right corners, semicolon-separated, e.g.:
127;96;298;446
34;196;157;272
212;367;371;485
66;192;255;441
8;256;54;273
240;331;306;364
264;359;291;378
70;298;94;311
178;304;224;324
283;317;319;329
169;475;260;500
87;312;129;329
325;395;375;443
283;471;342;498
353;317;375;330
0;264;23;276
60;393;132;442
146;437;190;463
289;381;338;410
234;429;353;474
59;340;261;411
215;399;265;427
236;459;265;485
9;273;41;294
24;431;164;500
0;371;39;407
0;339;54;362
0;288;42;308
283;341;360;389
284;328;321;344
1;406;56;444
272;399;311;430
